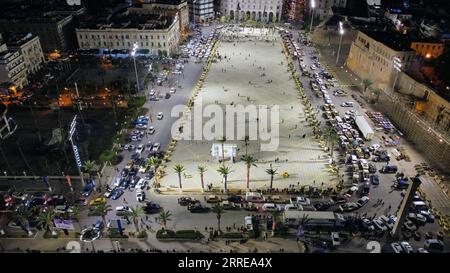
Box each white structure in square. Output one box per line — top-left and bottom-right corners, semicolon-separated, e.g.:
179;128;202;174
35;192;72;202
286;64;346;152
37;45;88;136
211;143;237;162
220;0;284;22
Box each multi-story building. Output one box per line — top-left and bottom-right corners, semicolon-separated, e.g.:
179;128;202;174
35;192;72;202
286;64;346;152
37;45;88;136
2;33;45;76
220;0;284;22
139;0;190;34
76;10;180;56
0;49;28;89
188;0;215;23
0;8;75;53
309;0;347;20
346;30;415;90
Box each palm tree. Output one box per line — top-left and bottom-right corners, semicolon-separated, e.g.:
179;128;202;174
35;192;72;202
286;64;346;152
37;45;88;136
266;164;278;191
243;135;250;156
197;165;207;192
212;203;225;233
173;164;185;193
82;160;98;179
362;78;373;93
324;126;336;147
217;165;233;193
69;205;82;231
126;206;143;233
94;203;112;227
37;209;56;235
241;155;257;191
146;156;160;172
217;136;227;165
157;209;172;232
329;131;339;158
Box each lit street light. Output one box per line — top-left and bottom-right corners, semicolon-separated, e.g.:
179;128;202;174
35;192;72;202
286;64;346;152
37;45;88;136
309;0;316;34
336;21;344;65
131;43;140;92
392;56;402;90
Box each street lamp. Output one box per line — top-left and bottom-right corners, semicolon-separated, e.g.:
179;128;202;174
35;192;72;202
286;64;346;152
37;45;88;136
335;21;345;65
131;43;140;92
309;0;316;33
392;56;402;90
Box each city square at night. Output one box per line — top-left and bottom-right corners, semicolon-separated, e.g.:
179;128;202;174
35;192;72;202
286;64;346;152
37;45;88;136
0;0;449;268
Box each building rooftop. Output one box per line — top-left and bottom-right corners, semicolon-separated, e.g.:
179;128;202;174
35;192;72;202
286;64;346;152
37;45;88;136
1;32;37;48
362;30;414;51
77;11;174;30
0;0;83;23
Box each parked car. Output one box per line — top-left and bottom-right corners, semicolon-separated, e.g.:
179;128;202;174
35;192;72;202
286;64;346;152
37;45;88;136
148;126;155;134
136;191;145;202
188;203;210;213
400;241;413;253
205;195;221;203
157;112;164;120
178;197;199;206
402;220;418;232
290;196;310;206
373;218;388;231
111;189;124;200
356;196;370;207
381;165;398;173
361;218;375;231
227;195;244;203
424;239;444;252
89;198;107;206
143;202;161;214
331;232;340;247
391;242;405;253
370;174;380;185
337;202;359;212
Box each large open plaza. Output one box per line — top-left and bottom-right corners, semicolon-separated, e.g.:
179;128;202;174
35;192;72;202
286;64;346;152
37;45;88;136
159;27;336;192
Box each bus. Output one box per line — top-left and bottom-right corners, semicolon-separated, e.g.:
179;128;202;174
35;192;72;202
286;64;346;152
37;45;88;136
283;211;346;229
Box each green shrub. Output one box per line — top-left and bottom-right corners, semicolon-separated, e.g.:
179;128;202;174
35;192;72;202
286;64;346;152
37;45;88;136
156;229;203;240
137;230;148;239
108;229;128;238
128;96;146;108
221;232;244;239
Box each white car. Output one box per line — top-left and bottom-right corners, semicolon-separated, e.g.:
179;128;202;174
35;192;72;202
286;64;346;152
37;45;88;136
148;126;155;134
115;206;132;212
136;124;147;129
400;241;414;253
136;178;147;190
331;232;340;247
341;102;354;107
157;112;163;120
290;196;310;206
261;203;282;212
152;142;161;152
149;90;155;96
136;144;144;154
136;191;145;202
170;87;176;94
310;65;316;70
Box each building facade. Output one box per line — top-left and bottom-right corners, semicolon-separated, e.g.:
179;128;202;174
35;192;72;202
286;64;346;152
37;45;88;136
4;33;45;76
220;0;284;22
140;0;190;34
346;30;415;90
76;13;180;56
0;49;28;89
188;0;215;23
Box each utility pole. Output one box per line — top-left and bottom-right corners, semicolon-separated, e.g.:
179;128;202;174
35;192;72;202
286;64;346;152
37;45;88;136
391;175;422;238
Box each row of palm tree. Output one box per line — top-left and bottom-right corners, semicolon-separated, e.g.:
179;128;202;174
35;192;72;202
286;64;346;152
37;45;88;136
173;155;281;193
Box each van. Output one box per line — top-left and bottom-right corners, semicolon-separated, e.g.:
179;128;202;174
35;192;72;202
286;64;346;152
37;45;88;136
245;192;265;203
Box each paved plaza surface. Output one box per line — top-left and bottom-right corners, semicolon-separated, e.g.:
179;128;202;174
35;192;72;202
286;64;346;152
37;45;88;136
160;28;336;192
